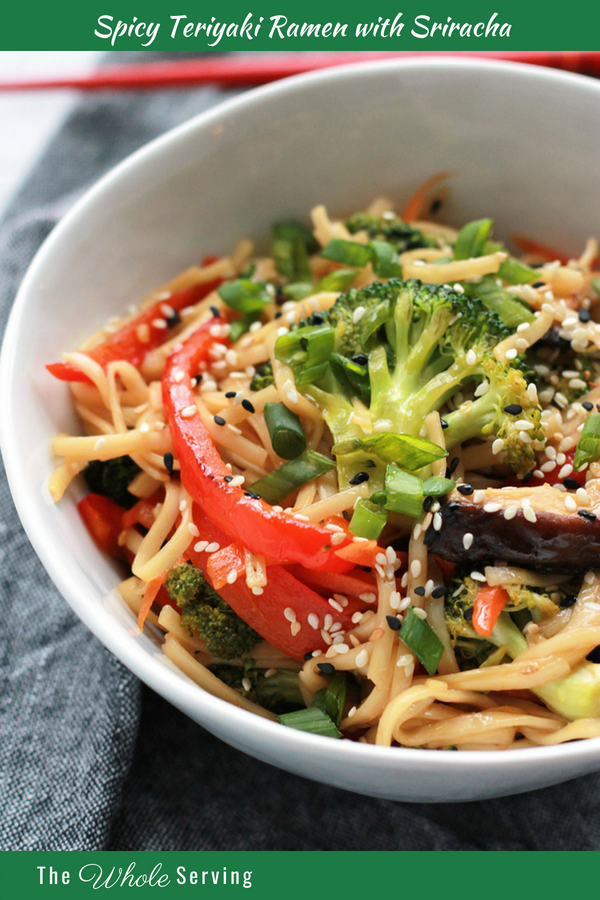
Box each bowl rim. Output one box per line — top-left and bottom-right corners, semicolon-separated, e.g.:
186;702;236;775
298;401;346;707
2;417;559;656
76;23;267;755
3;54;600;775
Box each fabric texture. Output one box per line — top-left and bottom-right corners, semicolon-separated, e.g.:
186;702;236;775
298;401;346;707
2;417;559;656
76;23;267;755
0;57;597;852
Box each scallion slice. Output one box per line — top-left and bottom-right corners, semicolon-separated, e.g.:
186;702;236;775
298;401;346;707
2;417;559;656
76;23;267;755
421;476;456;497
277;707;342;738
275;324;334;387
399;607;444;676
310;672;347;727
248;450;334;505
370;241;403;278
465;278;534;328
384;465;423;518
332;432;447;469
264;402;306;460
349;498;388;540
330;353;370;404
574;413;600;470
272;221;316;282
454;219;493;260
217;280;271;315
314;268;358;293
483;241;538;284
591;277;600;298
321;238;374;268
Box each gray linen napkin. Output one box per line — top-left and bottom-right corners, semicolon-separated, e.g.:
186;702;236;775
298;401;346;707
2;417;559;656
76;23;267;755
0;57;597;852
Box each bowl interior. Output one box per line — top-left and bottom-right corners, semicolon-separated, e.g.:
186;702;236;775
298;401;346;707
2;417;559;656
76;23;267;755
3;58;600;802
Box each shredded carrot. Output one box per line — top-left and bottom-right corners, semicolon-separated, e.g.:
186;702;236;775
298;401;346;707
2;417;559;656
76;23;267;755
401;171;455;221
138;575;167;630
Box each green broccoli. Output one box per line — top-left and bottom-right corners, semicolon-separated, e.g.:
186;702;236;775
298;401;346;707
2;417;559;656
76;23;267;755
84;455;141;508
250;360;275;391
345;212;436;254
165;561;260;660
210;658;304;713
525;330;600;408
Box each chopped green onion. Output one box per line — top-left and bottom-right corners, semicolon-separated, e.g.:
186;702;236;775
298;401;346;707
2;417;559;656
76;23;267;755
227;319;250;342
384;465;423;518
369;241;403;278
275;324;334;387
321;238;373;268
421;476;456;497
454;219;493;260
330;353;370;404
574;413;600;470
314;268;359;293
248;450;334;505
398;607;444;676
590;277;600;298
465;278;534;328
281;282;313;301
332;432;447;469
484;241;538;284
348;498;388;540
264;402;306;459
217;280;271;315
310;672;347;727
277;707;342;738
272;221;316;282
369;490;387;506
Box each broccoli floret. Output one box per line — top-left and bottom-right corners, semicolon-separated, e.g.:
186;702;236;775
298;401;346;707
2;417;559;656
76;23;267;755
525;330;600;407
210;658;304;713
250;360;274;391
443;358;545;476
84;455;141;508
165;561;260;660
345;212;436;254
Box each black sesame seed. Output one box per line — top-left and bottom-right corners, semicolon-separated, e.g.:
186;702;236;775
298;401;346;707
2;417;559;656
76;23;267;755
166;311;181;328
274;312;283;319
578;509;597;521
304;651;313;661
386;615;402;631
560;594;578;607
224;475;233;483
349;472;369;486
503;404;523;416
351;354;369;366
163;452;174;475
449;456;459;474
464;607;473;620
431;586;447;599
457;483;474;496
445;467;451;479
413;586;425;596
317;663;336;675
563;477;580;490
579;308;592;323
440;418;449;429
242;399;256;413
583;401;594;411
423;496;434;512
430;198;443;215
214;415;226;426
521;469;535;485
244;491;262;500
225;391;236;399
587;647;600;664
210;306;220;318
311;313;324;325
531;280;545;289
194;373;203;383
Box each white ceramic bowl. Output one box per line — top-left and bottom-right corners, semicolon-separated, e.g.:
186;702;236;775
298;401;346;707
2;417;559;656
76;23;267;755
3;58;600;802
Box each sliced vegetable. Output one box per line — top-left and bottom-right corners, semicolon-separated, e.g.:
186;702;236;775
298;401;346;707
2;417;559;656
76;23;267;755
384;465;423;518
398;607;444;676
277;707;342;738
310;671;347;727
217;279;271;315
314;268;358;293
321;238;373;268
329;353;370;404
275;324;334;387
510;235;569;265
264;402;306;459
248;450;334;505
78;493;126;560
272;221;316;282
465;278;535;328
369;241;403;278
591;277;600;298
472;585;510;637
421;476;456;497
349;498;388;540
574;413;600;469
332;432;447;469
454;218;493;261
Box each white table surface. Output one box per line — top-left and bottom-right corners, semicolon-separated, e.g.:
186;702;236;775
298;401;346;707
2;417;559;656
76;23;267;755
0;51;101;216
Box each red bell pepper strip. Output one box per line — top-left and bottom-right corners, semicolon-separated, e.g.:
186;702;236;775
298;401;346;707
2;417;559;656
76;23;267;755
503;448;585;489
187;507;361;660
78;493;127;560
288;564;378;601
47;277;222;384
510;235;570;265
162;319;357;572
207;543;247;590
472;585;510;637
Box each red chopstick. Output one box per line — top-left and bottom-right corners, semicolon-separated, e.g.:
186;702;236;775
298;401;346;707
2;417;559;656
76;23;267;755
1;51;599;91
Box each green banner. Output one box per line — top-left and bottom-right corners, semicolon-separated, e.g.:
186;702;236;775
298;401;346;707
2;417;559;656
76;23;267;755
0;850;585;896
1;0;599;50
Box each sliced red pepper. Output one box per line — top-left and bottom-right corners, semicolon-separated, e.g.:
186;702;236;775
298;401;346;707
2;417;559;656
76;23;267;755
503;448;585;489
472;585;510;637
510;235;570;265
121;493;163;530
187;506;361;660
78;493;127;560
207;543;246;590
47;277;222;384
162;320;356;572
288;564;378;600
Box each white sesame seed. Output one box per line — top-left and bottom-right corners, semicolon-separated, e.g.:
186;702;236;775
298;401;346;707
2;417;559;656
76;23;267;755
277;327;288;337
519;431;532;444
585;571;596;584
504;506;518;520
376;552;387;565
181;404;197;418
324;523;344;533
565;495;577;512
334;643;349;655
209;324;222;337
540;460;557;473
516;419;534;430
324;614;333;631
333;594;349;608
385;546;397;564
466;349;477;366
433;512;443;531
474;380;489;397
284;607;297;623
413;608;427;620
241;677;252;692
373;419;392;432
539;388;555;403
398;596;412;612
577;488;590;505
203;541;219;554
558;464;573;479
410;560;422;578
330;622;343;633
484;502;502;513
516;338;529;352
471;571;486;582
291;622;301;636
351;612;364;625
359;592;376;604
352;306;366;323
413;523;422;540
328;598;344;613
228;475;245;488
545;445;557;460
330;532;346;545
389;591;401;610
179;499;188;512
293;513;310;522
227;570;238;584
523;506;537;523
463;533;474;550
355;649;369;668
569;378;588;391
252;586;264;595
473;490;485;504
193;540;208;553
286;389;299;405
93;437;107;452
347;706;357;718
401;573;408;588
554;392;569;408
307;613;320;630
188;523;200;537
492;438;505;455
151;318;168;329
505;348;518;360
